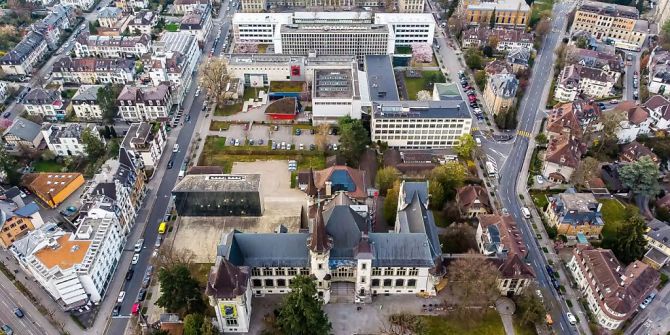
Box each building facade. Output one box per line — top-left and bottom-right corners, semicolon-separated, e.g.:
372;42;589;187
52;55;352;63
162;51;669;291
117;84;172;122
41;123;103;157
149;32;202;102
72;85;104;120
74;33;151;58
571;1;648;51
23;89;65;120
121;122;167;171
52;57;136;84
483;73;518;114
545;191;604;237
0;31;48;76
459;0;530;28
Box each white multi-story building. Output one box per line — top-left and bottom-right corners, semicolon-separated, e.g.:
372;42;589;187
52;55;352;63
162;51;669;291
371;100;473;149
568;246;659;330
149;32;201;101
0;81;8;103
71;85;104;120
311;66;363;124
52;57;136;85
206;180;444;333
117;84;172;122
121;122;167;171
555;65;616;102
173;0;210;14
179;4;213;43
240;0;425;12
128;10;158;35
23;88;65;120
74;33;151;58
233;12;435;59
60;0;95;10
12;208;124;310
41;123;103;157
97;7;124;28
0;31;48;76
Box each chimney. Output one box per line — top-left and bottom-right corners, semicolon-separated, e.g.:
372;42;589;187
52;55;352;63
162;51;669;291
325;181;332;196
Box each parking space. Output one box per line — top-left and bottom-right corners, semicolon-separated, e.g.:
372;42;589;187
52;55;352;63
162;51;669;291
210;124;339;149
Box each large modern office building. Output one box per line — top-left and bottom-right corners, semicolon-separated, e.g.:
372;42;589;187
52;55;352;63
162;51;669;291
240;0;425;13
232;12;435;59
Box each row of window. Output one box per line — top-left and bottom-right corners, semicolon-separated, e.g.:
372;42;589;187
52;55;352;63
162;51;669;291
375;123;467;129
375;130;464;136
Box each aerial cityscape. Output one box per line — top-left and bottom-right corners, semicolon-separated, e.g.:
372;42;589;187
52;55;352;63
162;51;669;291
0;0;667;333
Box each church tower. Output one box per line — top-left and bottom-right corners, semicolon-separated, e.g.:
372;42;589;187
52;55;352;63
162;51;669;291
307;207;333;303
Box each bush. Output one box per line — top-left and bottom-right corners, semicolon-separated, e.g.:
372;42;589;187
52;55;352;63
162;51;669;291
566;299;573;308
660;273;669;288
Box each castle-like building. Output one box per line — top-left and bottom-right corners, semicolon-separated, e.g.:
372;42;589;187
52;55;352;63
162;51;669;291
205;174;445;333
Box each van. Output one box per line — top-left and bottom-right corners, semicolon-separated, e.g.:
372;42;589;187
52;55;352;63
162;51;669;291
521;207;531;219
475;137;482;147
158;222;167;234
173;144;179;152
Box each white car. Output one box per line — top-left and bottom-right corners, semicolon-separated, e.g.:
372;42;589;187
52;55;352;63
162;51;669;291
536;175;544;184
131;253;140;265
117;291;126;303
566;312;577;325
134;239;144;252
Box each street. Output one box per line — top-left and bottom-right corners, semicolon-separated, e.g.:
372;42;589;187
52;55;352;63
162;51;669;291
0;267;60;335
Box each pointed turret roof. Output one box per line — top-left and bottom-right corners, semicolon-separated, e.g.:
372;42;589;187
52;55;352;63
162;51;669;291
305;168;318;197
308;207;332;253
205;258;250;299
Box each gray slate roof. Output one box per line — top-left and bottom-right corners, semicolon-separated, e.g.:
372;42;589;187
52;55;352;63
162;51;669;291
368;233;434;267
322;205;368;259
3;117;42;142
395;192;441;259
226;233;310;268
489;73;518;99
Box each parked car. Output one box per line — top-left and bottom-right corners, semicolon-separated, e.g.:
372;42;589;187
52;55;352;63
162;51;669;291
137;288;147;302
134;239;144;252
2;112;10;118
117;291;126;303
640;292;657;309
155;236;162;247
1;325;13;335
131;253;140;265
13;308;24;318
112;305;121;316
295;129;301;135
566;312;577;325
536;175;544;184
125;269;134;280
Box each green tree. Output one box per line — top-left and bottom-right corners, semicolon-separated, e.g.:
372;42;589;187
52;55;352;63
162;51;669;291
156;265;205;315
97;84;122;123
337;116;369;165
619;156;661;197
455;134;476;158
489;9;496;28
474;70;487;91
383;181;400;223
611;214;648;264
276;275;331;335
656;206;670;222
0;145;20;185
465;48;483;70
535;133;548;146
428;179;445;210
184;314;204;335
82;128;106;160
515;287;545;326
576;36;588;49
375;166;399;196
431;162;467;200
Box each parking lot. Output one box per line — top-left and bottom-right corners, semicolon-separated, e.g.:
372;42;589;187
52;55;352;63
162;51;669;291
210;123;340;149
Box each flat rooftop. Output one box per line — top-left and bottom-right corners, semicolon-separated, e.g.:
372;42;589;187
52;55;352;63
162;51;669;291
280;24;389;33
372;100;470;119
173;174;261;193
365;55;399;101
314;69;353;98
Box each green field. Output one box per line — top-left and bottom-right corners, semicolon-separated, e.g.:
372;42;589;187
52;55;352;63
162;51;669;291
209;121;230;131
422;312;505;335
404;71;445;101
599;198;631;241
33;160;64;172
215;102;243;116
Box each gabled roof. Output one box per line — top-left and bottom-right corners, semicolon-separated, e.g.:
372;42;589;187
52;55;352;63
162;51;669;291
323;204;367;258
497;253;534;279
544;134;584;169
367;233;435;268
396;191;441;259
225;233;310;268
312;166;367;199
619;141;659;164
456;184;491;213
627;106;649;125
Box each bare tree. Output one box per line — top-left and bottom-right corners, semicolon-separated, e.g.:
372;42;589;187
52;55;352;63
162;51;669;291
314;123;329;151
570;156;600;187
153;246;196;271
447;251;500;315
199;59;231;108
595;110;626;153
535;18;551;40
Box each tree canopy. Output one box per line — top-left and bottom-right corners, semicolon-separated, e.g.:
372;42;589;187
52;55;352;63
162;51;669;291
455;134;477;158
431;162;467;200
465;48;483;70
447;251;500;314
276;275;331;335
156;265;205;315
514;286;545;327
375;166;399;196
611;214;648;264
619;156;661;197
183;313;216;335
199;59;232;107
97;84;123;123
337;116;369;165
383;180;401;223
82;128;106;160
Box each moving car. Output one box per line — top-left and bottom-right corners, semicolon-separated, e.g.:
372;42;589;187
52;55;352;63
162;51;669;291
13;308;24;318
131;253;140;265
566;312;577;325
117;291;126;303
125;269;134;280
134;239;144;252
173;144;179;152
167;160;174;169
112;305;121;316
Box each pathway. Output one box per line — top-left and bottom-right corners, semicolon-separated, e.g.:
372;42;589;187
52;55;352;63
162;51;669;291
496;297;516;335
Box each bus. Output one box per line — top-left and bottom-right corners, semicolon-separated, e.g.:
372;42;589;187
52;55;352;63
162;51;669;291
485;161;497;178
158;222;167;234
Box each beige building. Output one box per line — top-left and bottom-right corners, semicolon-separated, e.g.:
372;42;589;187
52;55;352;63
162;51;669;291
459;0;530;28
571;1;648;51
483;73;518;114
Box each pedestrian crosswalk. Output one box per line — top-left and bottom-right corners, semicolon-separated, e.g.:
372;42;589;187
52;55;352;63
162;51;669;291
517;130;532;138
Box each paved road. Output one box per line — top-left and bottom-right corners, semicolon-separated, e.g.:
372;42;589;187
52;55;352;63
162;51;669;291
626;280;670;335
623;51;641;102
105;2;236;334
0;267;60;335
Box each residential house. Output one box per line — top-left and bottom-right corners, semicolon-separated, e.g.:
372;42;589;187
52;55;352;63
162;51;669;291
648;48;670;96
0;81;8;103
128;10;157;35
0;201;43;248
545;100;601;140
97;7;124;28
506;47;530;72
72;85;104;120
571;0;648;51
115;0;149;10
568;246;659;330
542;134;584;183
484;59;513;76
617;106;652;143
555;65;616;102
461;27;534;52
459;0;530;28
60;0;95;10
456;185;491;218
21;173;86;208
0;31;48;76
22;89;65;120
148;32;201;101
117;84;172;122
74;33;151;58
545;190;604;237
483;73;518;114
644;95;670;131
566;46;623;83
52;57;136;84
32;4;76;50
2;117;44;153
121;122;167;170
179;4;213;43
95;14;133;36
381;148;437;176
173;0;210;14
618;141;659;164
643;219;670;269
475;214;533;295
41;123;104;157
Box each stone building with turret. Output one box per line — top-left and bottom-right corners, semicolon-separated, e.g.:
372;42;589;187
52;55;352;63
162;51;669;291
205;172;445;333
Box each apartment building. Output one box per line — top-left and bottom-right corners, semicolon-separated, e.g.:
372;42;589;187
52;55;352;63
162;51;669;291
21;173;86;208
179;4;213;43
568;246;659;330
0;201;43;248
545;191;604;237
23;88;65;120
645;95;670;130
555;65;616;102
648;48;670;96
41;123;103;157
60;0;94;10
483;73;518;114
207;180;444;333
173;0;210;14
371;100;472;149
121;122;167;170
71;85;104;120
2;117;44;153
32;4;76;50
128;10;157;35
149;32;201;101
74;33;151;58
571;1;648;51
12;208;125;310
117;84;172;122
643;219;670;269
542;134;584;183
0;31;48;76
52;57;136;85
461;27;534;52
545;100;601;140
232;12;434;59
566;46;623;83
97;7;124;28
459;0;530;28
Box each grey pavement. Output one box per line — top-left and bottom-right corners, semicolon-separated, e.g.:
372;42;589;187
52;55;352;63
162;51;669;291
625;276;670;335
496;297;516;335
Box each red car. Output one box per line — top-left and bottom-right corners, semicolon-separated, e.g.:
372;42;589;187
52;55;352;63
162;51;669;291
468;96;477;102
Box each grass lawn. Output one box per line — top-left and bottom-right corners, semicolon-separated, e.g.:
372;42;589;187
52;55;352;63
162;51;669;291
209;121;230;131
529;190;560;211
404;70;446;101
215;102;243;116
530;0;555;26
33;160;64;172
422;311;505;335
269;81;305;93
243;86;267;101
599;198;632;241
199;136;326;173
293;124;314;133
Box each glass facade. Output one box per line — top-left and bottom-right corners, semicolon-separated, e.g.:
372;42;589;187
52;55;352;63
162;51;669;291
174;190;263;216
